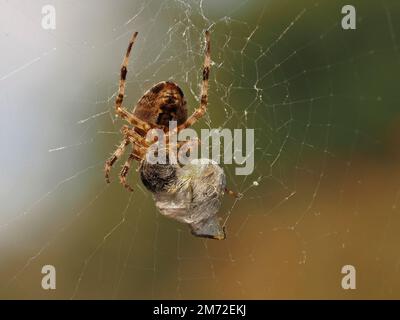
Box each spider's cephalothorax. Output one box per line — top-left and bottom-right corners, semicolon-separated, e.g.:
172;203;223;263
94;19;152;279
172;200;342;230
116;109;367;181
104;31;238;239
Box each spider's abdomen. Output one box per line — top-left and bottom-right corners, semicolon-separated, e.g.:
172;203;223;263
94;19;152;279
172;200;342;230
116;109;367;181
133;81;188;129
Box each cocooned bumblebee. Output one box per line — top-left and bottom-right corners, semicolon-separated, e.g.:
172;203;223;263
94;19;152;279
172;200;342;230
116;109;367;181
140;158;227;240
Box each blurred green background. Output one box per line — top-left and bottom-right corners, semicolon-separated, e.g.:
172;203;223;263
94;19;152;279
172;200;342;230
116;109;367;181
1;0;400;299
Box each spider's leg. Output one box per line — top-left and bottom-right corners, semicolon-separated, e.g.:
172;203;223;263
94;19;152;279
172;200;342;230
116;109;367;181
224;187;243;199
119;146;142;192
105;139;130;183
175;30;211;133
117;107;154;133
114;32;156;133
121;125;149;148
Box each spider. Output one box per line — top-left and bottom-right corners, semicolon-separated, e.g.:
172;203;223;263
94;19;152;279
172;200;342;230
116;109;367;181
104;30;212;191
104;31;238;238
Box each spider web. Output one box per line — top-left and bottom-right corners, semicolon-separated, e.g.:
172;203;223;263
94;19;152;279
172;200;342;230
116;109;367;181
1;0;400;299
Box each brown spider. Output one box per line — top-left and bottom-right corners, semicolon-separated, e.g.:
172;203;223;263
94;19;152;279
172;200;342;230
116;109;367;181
104;31;240;239
104;30;213;189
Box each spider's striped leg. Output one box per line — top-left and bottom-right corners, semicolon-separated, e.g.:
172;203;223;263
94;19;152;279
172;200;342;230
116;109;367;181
119;146;143;192
116;107;154;134
175;30;211;133
105;139;130;183
120;125;149;148
224;187;243;199
113;32;154;133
